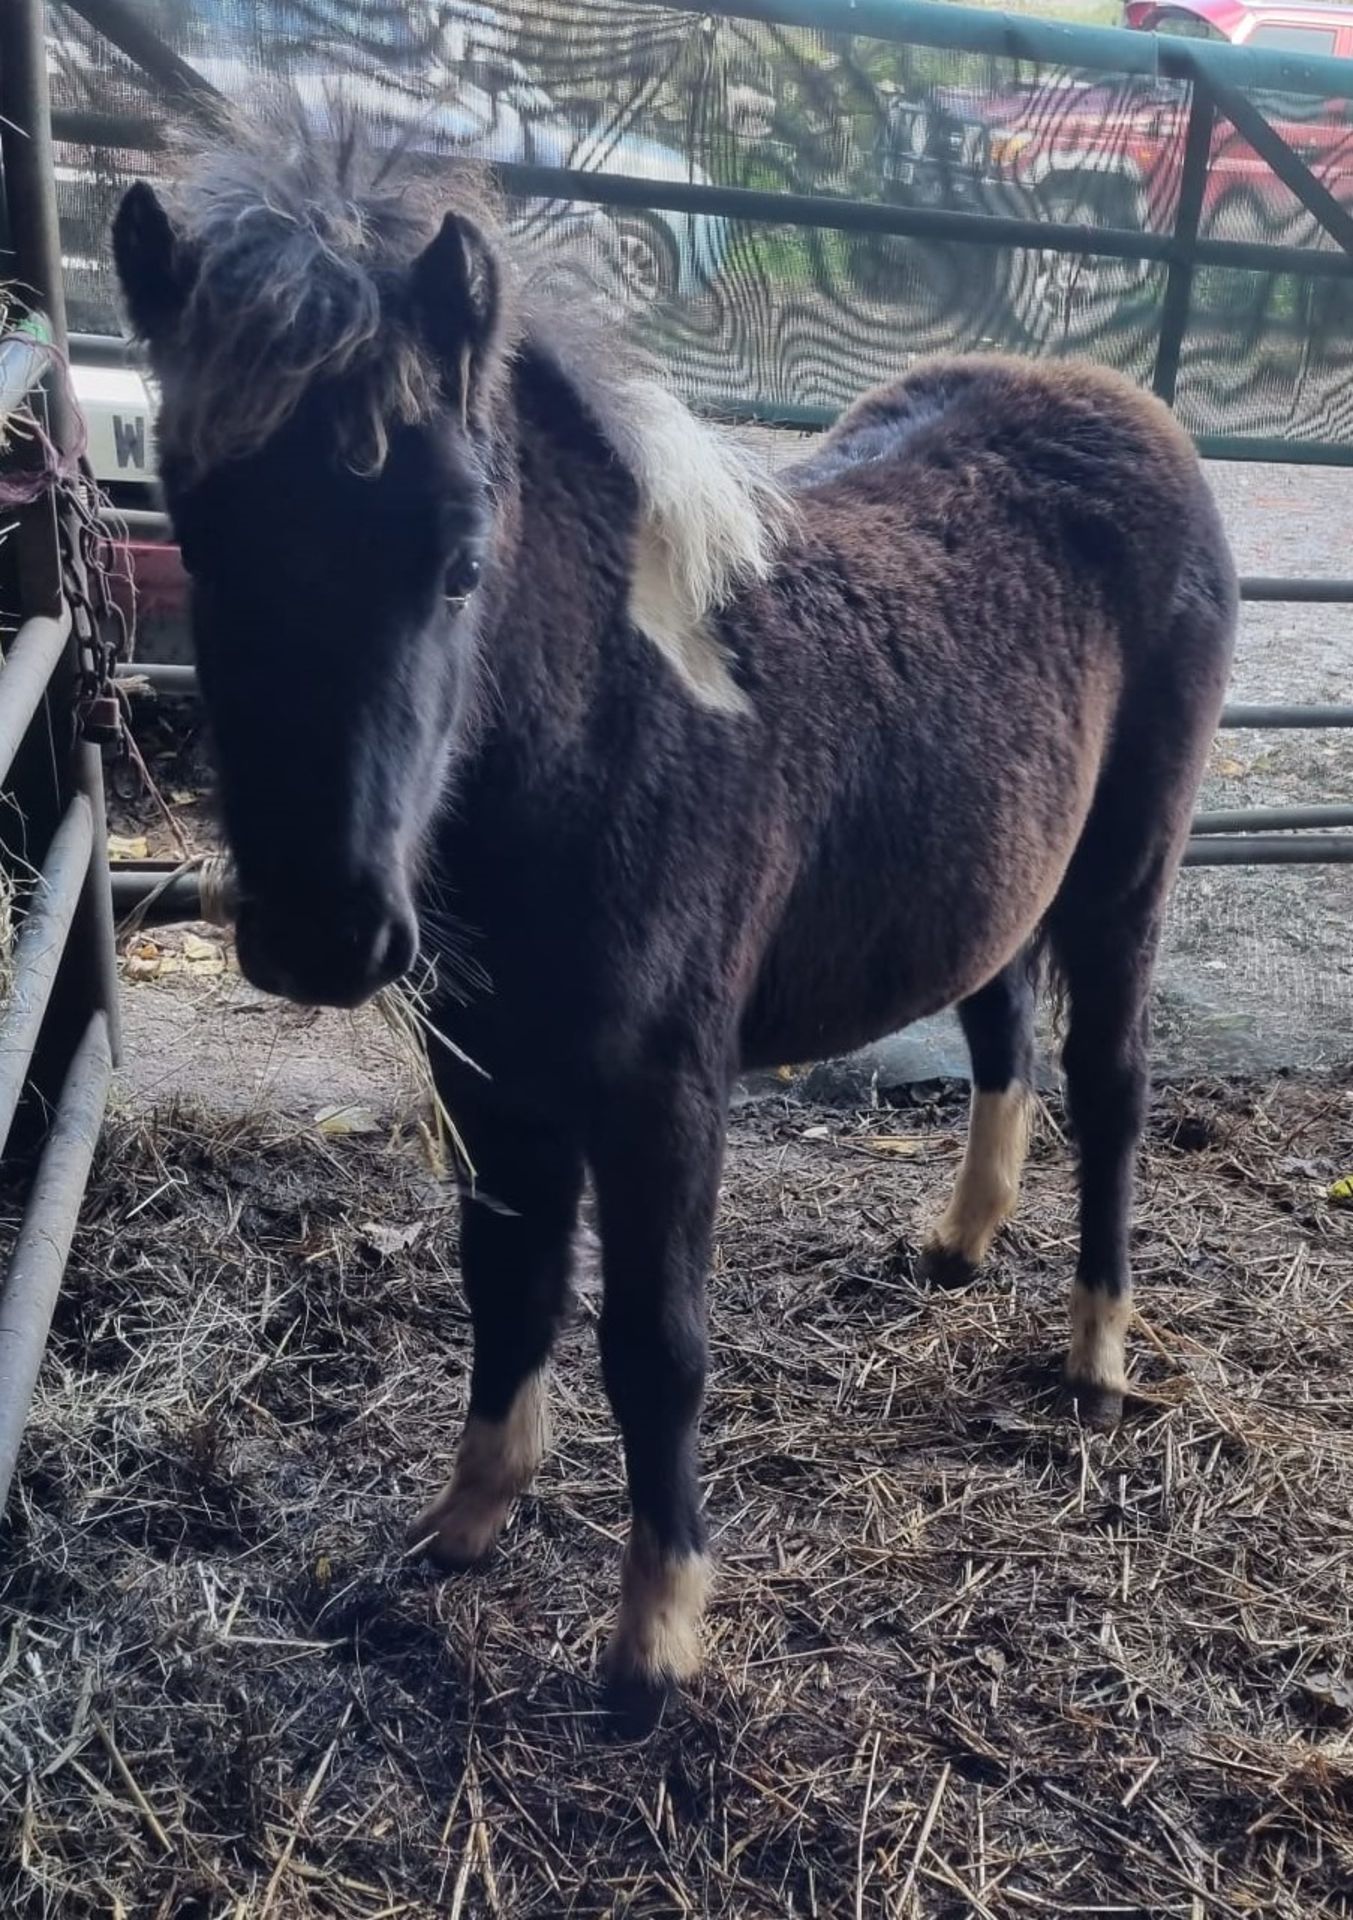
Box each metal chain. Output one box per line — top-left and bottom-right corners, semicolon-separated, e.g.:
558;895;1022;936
57;460;134;748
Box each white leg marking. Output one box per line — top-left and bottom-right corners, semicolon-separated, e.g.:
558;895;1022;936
1066;1280;1132;1392
606;1521;712;1684
411;1369;549;1564
927;1086;1031;1269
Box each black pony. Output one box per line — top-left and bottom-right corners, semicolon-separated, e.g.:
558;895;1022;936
113;109;1236;1728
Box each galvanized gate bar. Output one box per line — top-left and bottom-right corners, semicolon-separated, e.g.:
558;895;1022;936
104;507;170;538
1;6;72;405
1193;805;1353;834
652;395;1353;467
57;0;1353;123
0;0;121;1518
497;159;1176;257
1194;437;1353;468
1183;834;1353;865
43;108;1353;286
109;867;206;924
1210;82;1353;260
57;0;226;118
491;161;1353;283
110;663;1353;761
1151;83;1215;408
0;794;95;1152
0;1010;113;1508
1221;704;1353;728
0;610;74;786
2;0;121;1078
681;0;1353;98
1239;580;1353;603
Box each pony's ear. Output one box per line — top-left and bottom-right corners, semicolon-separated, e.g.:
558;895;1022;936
112;181;196;343
409;212;500;415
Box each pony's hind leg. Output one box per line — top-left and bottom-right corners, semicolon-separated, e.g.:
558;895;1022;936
1051;899;1158;1429
410;1103;583;1567
1049;656;1224;1425
1048;495;1233;1425
922;948;1038;1286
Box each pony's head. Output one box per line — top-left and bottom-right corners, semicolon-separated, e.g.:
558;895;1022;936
114;114;509;1006
114;106;791;1008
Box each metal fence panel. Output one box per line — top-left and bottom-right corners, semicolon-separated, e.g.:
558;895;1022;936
0;0;121;1513
44;0;1353;461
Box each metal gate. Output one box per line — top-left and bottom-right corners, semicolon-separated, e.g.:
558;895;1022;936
0;0;120;1511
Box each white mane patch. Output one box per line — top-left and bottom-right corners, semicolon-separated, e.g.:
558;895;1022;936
601;378;795;715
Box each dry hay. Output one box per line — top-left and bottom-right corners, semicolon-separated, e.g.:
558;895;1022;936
2;1074;1353;1918
0;863;17;1004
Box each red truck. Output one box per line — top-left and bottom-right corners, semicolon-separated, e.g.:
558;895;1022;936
1124;0;1352;56
872;0;1353;343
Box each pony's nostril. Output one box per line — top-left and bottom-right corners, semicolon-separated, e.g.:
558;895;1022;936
368;910;417;989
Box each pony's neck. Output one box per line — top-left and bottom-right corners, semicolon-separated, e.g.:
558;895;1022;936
473;349;642;745
469;338;784;743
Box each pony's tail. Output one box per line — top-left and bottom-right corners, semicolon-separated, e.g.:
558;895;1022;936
1028;922;1067;1045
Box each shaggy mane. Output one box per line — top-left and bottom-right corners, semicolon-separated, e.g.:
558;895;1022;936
154;100;488;474
151;98;793;709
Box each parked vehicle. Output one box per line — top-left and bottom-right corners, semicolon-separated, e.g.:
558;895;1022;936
870;0;1353;343
1124;0;1353;57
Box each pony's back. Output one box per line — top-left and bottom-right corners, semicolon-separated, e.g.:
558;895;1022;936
790;355;1234;648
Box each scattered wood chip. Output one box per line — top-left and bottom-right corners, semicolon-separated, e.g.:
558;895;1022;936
359;1221;425;1259
315;1104;381;1136
860;1134;924;1157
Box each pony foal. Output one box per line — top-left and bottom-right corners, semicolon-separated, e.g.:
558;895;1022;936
113;110;1237;1727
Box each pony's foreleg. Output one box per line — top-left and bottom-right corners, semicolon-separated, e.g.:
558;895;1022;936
922;950;1038;1286
409;1105;583;1567
589;1060;725;1735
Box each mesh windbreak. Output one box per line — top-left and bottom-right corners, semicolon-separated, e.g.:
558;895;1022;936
44;0;1353;451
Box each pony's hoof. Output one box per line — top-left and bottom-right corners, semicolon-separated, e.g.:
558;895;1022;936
603;1662;676;1740
919;1239;979;1290
406;1492;508;1570
1061;1377;1124;1431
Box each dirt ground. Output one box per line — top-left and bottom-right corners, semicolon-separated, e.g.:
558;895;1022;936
3;1079;1352;1918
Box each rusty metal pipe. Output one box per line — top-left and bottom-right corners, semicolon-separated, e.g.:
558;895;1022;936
110;858;236;929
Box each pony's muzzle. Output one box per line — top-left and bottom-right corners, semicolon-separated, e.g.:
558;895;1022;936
234;880;417;1009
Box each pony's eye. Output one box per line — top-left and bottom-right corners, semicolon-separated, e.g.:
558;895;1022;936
444;550;483;604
